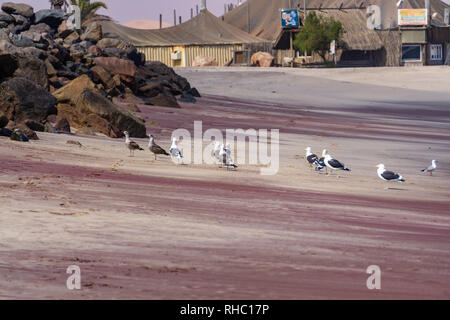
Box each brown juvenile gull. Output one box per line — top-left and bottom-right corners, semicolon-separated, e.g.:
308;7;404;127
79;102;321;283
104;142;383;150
124;131;143;157
148;134;169;160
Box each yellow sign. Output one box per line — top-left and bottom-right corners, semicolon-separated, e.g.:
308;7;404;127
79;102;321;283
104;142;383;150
398;9;428;26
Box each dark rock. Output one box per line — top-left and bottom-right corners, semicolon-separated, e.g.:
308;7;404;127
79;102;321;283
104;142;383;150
25;119;45;132
29;23;52;34
12;35;35;47
0;53;18;81
10;128;29;142
54;116;70;132
0;114;8;128
20;30;42;42
15;122;38;140
12;14;27;25
13;54;49;89
0;12;15;24
0;21;8;28
0;127;12;137
188;87;201;97
93;57;137;78
32;9;65;29
179;93;196;104
145;88;181;108
0;77;56;123
1;3;34;18
80;22;102;43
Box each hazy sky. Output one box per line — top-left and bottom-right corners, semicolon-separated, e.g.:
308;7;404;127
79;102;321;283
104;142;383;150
10;0;233;25
5;0;450;25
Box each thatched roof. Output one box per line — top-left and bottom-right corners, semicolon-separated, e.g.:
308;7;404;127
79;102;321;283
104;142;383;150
317;9;384;50
99;10;265;47
224;0;450;41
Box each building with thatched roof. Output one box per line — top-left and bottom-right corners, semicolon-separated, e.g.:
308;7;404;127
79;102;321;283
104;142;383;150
99;10;268;67
224;0;450;66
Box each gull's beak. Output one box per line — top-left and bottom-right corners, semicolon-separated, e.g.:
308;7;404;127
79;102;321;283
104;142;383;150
321;156;325;159
375;165;378;168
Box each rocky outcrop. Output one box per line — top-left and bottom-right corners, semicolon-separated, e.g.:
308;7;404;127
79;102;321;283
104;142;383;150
0;77;56;123
53;75;146;138
0;3;198;138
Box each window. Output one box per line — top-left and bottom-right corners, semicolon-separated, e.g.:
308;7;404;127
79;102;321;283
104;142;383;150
430;44;443;61
402;45;422;62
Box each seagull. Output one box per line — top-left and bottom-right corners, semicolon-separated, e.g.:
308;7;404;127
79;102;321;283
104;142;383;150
213;141;222;164
124;131;143;157
421;160;437;176
305;147;319;167
376;164;405;182
169;137;183;164
219;143;238;170
323;153;350;174
148;134;169;160
315;149;328;172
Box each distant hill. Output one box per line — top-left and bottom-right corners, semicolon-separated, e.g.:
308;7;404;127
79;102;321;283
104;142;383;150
123;20;171;29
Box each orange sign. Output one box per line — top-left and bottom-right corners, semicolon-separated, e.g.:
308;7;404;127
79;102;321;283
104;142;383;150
398;9;428;26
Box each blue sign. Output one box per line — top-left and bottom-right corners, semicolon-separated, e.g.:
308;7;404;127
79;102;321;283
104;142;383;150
281;9;299;28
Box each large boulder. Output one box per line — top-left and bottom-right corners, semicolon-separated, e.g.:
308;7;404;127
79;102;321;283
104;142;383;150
52;74;97;102
0;53;18;81
1;3;34;18
250;52;274;67
13;54;49;89
144;87;180;108
0;77;56;123
0;12;15;24
192;56;218;67
33;9;65;28
0;114;8;128
80;22;102;43
53;75;146;138
93;57;137;78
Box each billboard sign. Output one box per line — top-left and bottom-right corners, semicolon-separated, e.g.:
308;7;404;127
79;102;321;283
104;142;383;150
281;9;300;28
398;9;428;26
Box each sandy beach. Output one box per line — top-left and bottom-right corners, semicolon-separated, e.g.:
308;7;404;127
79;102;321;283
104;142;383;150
1;66;449;299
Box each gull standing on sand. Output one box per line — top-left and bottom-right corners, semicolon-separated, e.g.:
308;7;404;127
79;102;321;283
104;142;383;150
323;152;350;174
169;137;183;164
219;143;238;170
421;160;437;176
315;149;328;172
376;164;405;182
148;134;169;160
124;131;143;157
305;147;319;167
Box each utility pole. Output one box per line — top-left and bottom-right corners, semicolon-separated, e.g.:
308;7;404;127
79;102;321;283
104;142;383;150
191;8;193;19
174;9;176;25
247;1;250;33
159;14;162;29
196;5;199;15
179;16;182;24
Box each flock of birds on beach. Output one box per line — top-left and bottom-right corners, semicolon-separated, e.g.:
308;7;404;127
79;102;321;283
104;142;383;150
123;131;438;181
305;146;438;182
124;131;237;169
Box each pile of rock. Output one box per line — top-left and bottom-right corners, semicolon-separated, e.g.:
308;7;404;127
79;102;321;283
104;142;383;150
0;2;199;140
